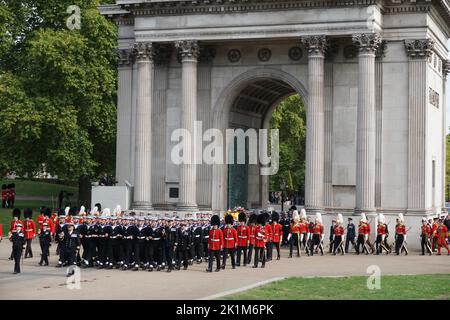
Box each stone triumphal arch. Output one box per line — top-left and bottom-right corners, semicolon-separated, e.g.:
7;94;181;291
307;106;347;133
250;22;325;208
101;0;450;221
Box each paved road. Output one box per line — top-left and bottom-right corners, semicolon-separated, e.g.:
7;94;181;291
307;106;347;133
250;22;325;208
0;241;448;300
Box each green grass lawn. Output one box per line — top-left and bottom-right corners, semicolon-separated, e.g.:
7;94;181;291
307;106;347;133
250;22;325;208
0;179;78;236
224;274;450;300
0;179;78;199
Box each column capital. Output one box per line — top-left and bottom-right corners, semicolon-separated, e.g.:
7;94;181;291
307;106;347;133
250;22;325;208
443;59;450;80
116;48;134;67
175;40;200;61
133;42;154;62
301;35;328;56
352;33;381;54
404;39;434;59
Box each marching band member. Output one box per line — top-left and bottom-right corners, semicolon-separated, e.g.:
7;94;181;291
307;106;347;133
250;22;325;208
310;213;324;256
420;217;432;255
395;213;408;255
236;212;250;266
332;214;345;255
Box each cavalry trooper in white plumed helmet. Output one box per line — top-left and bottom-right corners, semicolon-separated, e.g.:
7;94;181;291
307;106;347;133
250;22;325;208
288;210;301;258
332;214;345;255
395;213;408;255
356;213;371;254
375;213;389;255
310;213;324;256
299;209;310;255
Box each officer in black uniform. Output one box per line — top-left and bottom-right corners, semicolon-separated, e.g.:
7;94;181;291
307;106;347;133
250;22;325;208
82;216;98;268
202;219;210;261
280;212;290;246
134;217;147;271
39;222;52;266
121;217;135;270
345;217;356;253
9;223;25;274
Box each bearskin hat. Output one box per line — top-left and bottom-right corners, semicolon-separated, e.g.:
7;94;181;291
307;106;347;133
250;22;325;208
39;206;46;215
238;212;247;222
69;207;77;216
256;213;266;226
2;184;6;190
44;207;52;217
225;214;234;225
12;208;21;218
264;211;271;224
58;208;66;216
248;213;257;225
210;214;220;226
271;211;279;222
95;203;102;212
10;183;15;188
24;208;32;219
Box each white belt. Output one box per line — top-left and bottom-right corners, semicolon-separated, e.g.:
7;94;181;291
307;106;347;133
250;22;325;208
211;239;220;242
195;235;200;237
238;236;247;238
225;238;234;240
151;238;161;240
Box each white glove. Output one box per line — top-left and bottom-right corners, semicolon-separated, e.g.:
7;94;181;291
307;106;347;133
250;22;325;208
381;234;385;241
404;234;407;240
287;234;292;241
300;234;304;242
306;233;310;240
342;234;346;241
321;234;324;241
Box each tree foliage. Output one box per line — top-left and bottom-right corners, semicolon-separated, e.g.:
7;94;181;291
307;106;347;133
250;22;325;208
269;94;306;197
0;0;117;181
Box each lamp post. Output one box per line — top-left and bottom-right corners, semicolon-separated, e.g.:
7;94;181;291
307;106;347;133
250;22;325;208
280;180;287;212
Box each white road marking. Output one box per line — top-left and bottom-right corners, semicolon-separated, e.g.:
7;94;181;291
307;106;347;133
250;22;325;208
197;276;286;300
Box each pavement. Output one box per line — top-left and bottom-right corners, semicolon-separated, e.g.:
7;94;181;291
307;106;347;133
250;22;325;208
0;241;448;300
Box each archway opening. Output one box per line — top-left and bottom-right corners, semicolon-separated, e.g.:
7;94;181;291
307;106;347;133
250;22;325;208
226;77;306;210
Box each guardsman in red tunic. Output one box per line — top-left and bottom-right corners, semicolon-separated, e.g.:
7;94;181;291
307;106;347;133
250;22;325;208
1;184;7;208
436;219;449;255
431;218;439;252
394;213;408;255
420;217;432;255
310;213;324;256
299;209;310;255
9;208;22;260
332;214;345;255
271;211;283;260
236;212;250;266
222;214;237;269
375;213;388;255
37;208;46;233
247;213;257;265
264;212;273;261
23;208;36;258
253;214;267;268
288;210;301;258
8;183;15;208
206;215;223;272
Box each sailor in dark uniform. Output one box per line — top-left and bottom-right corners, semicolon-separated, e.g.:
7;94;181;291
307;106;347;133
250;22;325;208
177;221;193;270
164;218;178;272
39;222;52;266
9;223;25;274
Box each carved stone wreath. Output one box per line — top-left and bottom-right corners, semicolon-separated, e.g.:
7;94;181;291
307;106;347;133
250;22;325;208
288;46;303;61
258;48;272;62
343;45;358;59
227;49;241;63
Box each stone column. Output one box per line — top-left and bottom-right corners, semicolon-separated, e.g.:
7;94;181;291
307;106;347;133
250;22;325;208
375;41;386;208
116;48;133;187
175;40;199;211
352;33;381;214
404;39;434;214
442;60;450;214
302;35;327;213
132;42;154;210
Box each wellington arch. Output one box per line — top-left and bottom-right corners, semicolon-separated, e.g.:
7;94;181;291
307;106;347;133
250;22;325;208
100;0;450;228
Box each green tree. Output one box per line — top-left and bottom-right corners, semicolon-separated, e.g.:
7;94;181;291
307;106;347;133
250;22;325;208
0;0;117;206
269;94;307;202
